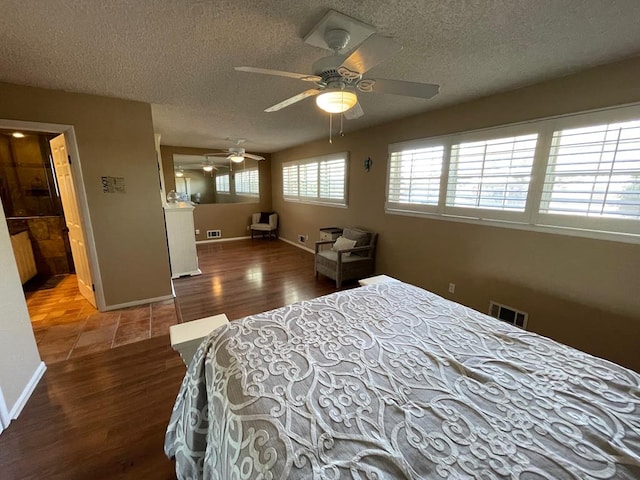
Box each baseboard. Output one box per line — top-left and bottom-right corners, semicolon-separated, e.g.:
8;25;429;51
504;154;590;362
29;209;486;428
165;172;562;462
279;236;314;254
197;236;251;244
104;294;174;311
9;361;46;420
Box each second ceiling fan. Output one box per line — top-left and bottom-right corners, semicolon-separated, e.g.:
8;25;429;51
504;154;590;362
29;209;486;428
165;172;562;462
235;23;440;120
203;139;265;167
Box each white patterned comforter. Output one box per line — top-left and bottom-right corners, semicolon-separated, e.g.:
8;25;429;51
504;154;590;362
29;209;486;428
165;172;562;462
165;281;640;479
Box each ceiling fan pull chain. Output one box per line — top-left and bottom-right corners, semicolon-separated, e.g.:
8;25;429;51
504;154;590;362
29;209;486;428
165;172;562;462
340;112;344;137
329;112;333;144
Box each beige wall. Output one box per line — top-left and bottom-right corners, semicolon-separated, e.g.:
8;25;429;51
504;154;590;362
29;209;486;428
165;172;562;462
0;82;172;307
271;57;640;372
161;146;272;241
0;196;41;414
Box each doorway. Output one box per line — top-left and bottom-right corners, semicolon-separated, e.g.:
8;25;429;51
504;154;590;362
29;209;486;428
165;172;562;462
0;119;103;309
0;130;75;289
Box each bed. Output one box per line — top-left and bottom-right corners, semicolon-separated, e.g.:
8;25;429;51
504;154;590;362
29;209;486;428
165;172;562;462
165;280;640;479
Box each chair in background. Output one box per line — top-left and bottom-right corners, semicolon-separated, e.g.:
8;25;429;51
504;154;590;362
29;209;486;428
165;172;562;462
315;227;378;288
250;212;278;239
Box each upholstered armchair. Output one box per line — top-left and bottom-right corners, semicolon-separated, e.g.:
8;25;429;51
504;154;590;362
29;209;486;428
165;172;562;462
250;212;278;239
315;227;377;288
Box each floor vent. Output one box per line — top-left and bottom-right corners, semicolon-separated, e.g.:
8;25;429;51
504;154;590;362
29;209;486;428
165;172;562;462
207;230;221;239
489;301;528;329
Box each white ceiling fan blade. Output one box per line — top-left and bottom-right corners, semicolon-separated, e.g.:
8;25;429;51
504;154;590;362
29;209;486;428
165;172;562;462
243;153;265;161
265;89;321;112
235;66;321;82
361;78;440;99
338;34;402;77
343;102;364;120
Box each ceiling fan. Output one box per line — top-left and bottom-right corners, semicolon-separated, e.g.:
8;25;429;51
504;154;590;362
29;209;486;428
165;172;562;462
203;139;265;163
235;26;440;119
175;159;228;176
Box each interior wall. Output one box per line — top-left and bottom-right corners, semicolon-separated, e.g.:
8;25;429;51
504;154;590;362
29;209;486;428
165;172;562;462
0;195;41;414
0;82;172;307
160;145;272;241
271;56;640;372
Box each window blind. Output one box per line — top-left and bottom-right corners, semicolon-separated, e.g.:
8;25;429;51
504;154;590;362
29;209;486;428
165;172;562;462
282;165;298;198
319;159;345;200
385;104;640;242
235;169;259;196
282;153;347;206
298;162;318;198
215;174;229;193
540;120;640;220
446;134;538;212
388;146;444;206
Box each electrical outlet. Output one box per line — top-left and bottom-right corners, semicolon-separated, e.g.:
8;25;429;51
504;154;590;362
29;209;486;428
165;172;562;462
448;283;456;294
195;229;200;235
298;234;306;243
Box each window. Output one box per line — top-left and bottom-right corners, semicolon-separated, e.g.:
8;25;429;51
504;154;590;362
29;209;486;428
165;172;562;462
175;177;191;198
282;164;298;197
540;120;640;220
235;169;259;197
215;174;229;193
387;145;444;211
283;153;348;206
386;104;640;241
447;134;537;212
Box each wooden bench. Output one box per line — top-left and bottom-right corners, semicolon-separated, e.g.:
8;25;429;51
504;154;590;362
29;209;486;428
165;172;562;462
358;274;398;286
169;313;229;366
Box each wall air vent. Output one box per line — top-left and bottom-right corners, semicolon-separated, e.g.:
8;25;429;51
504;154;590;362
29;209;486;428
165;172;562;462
207;230;221;239
489;301;528;329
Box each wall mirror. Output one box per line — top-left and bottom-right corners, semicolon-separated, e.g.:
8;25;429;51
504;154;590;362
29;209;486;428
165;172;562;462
172;154;260;204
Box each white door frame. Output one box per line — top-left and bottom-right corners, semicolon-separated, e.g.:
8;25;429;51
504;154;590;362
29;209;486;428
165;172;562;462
0;119;105;311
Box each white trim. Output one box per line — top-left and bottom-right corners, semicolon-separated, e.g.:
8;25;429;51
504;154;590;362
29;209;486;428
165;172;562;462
279;236;315;253
0;385;10;434
385;103;640;244
196;235;251;244
283;152;349;206
385;207;640;244
0;119;106;310
9;361;46;420
104;294;174;311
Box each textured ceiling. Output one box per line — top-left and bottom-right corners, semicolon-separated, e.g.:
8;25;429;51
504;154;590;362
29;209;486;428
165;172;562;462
1;1;640;152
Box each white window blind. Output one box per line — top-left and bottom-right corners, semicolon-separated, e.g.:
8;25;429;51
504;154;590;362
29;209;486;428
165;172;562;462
388;146;444;207
235;169;259;196
282;165;298;197
540;120;640;220
299;162;318;198
319;158;346;200
447;134;538;212
385;104;640;242
282;153;348;206
215;174;229;193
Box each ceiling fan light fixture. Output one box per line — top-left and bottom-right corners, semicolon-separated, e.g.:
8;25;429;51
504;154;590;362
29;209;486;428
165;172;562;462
202;165;214;172
229;154;244;163
175;169;184;177
316;89;357;113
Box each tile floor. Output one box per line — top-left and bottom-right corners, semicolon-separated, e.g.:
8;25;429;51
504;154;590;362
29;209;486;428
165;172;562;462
26;275;179;364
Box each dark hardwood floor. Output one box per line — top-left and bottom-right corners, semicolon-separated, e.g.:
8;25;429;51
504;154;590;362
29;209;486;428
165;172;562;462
0;239;347;479
174;238;344;322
